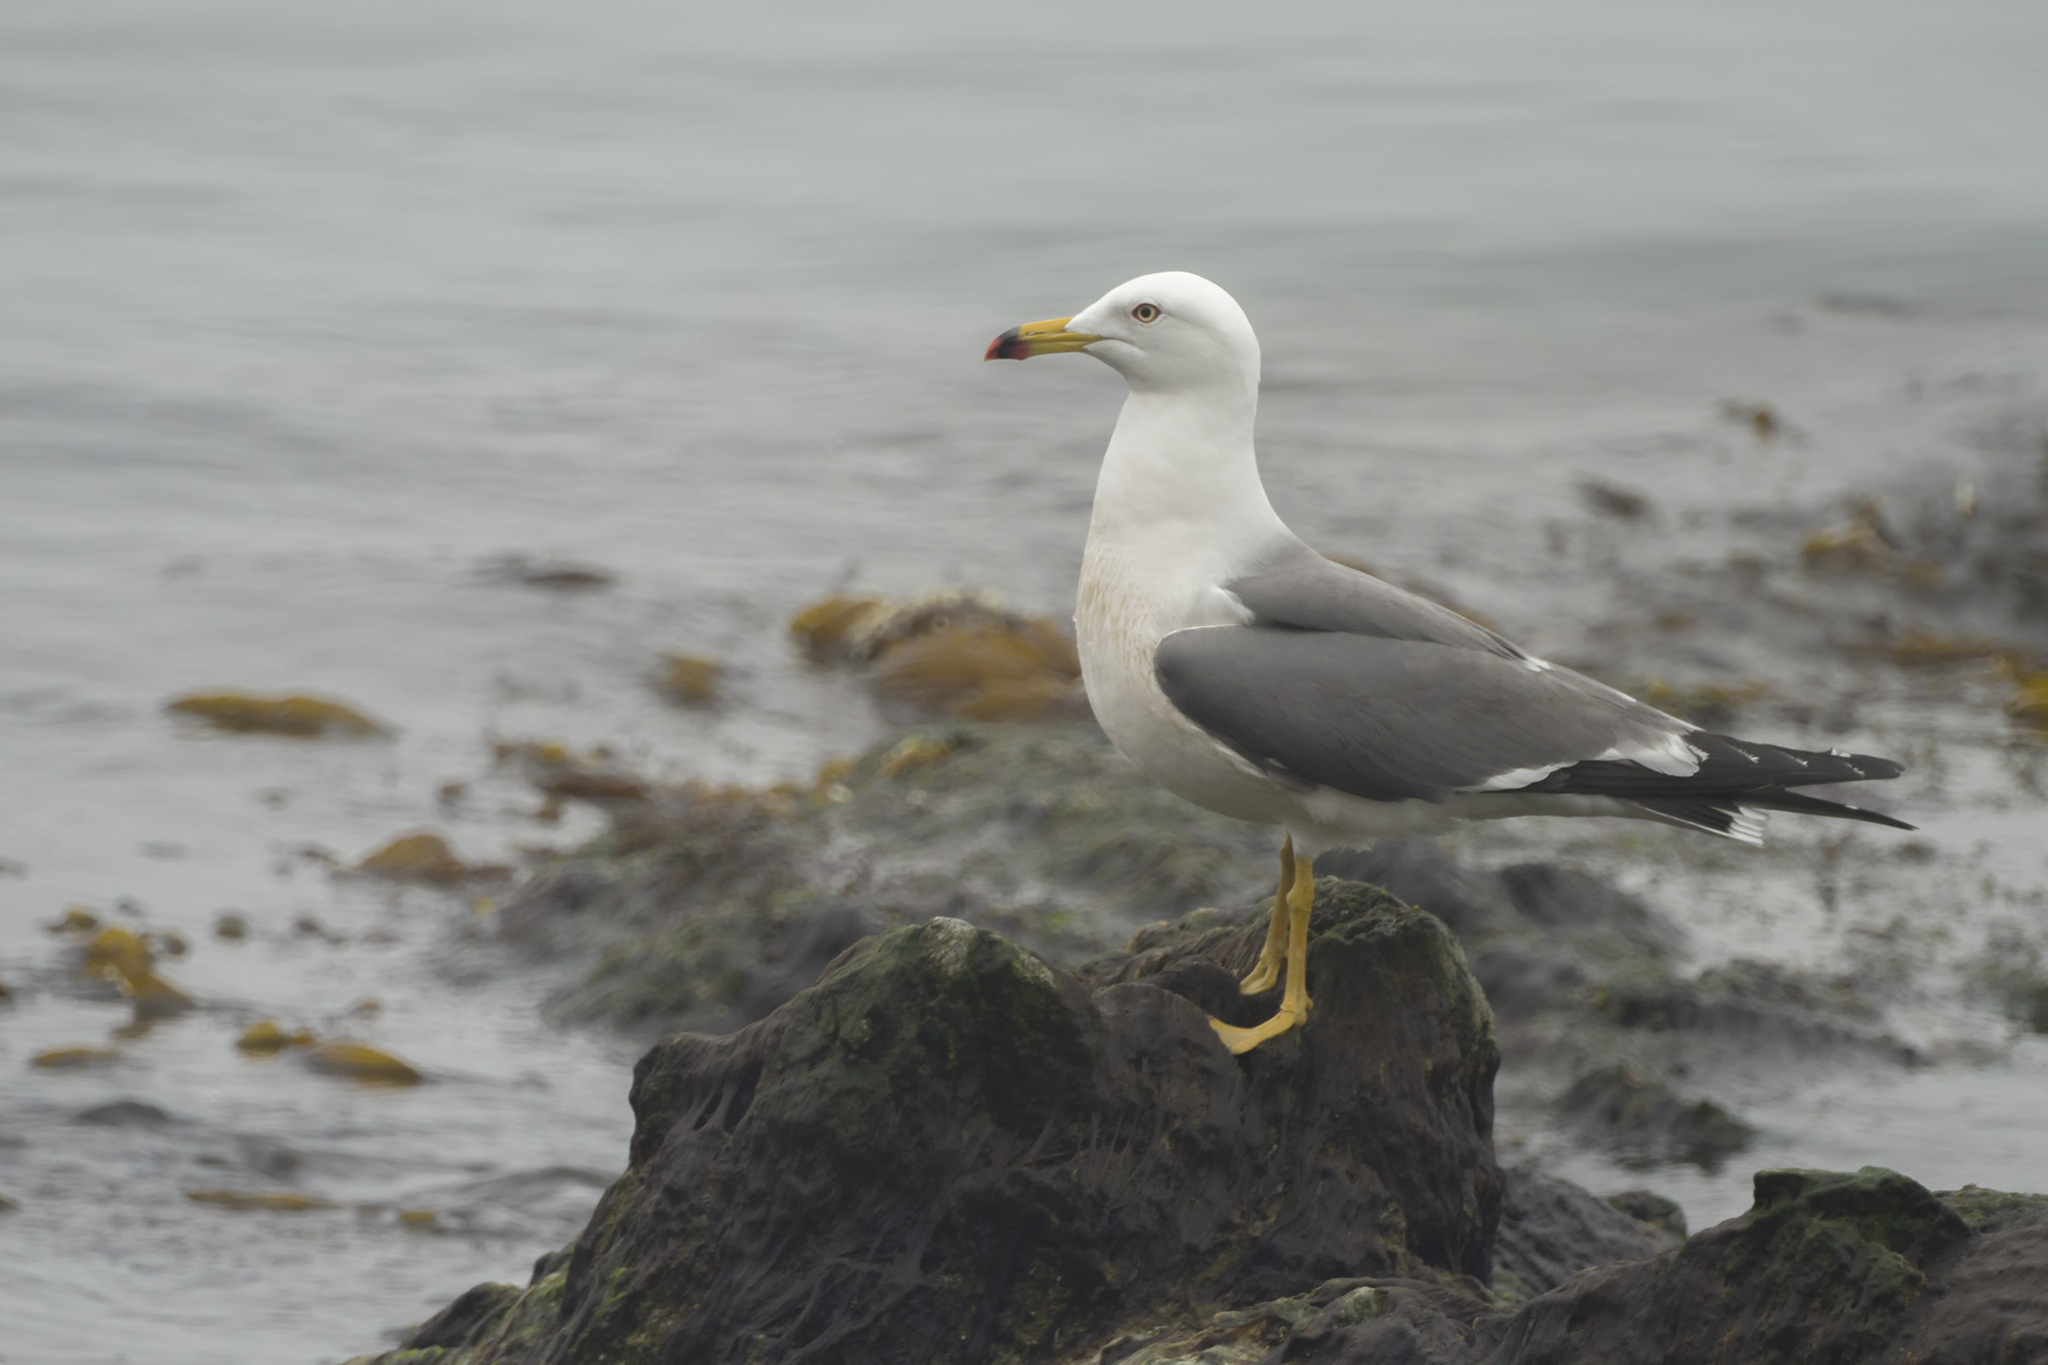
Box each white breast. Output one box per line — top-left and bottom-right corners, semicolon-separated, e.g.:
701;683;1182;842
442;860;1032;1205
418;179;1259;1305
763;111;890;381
1074;529;1293;827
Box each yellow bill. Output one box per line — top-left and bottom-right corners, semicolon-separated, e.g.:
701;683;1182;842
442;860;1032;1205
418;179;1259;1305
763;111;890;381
984;316;1103;361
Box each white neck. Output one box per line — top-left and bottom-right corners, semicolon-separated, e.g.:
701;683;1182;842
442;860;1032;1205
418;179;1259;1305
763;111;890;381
1087;382;1284;547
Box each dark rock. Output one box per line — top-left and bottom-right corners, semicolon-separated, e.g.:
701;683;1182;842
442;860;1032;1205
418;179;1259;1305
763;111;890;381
2029;983;2048;1034
350;882;1500;1364
493;732;1909;1177
1497;863;1685;960
1318;842;1687;1026
1135;1276;1497;1365
727;902;880;1027
1289;1279;1494;1364
403;1281;524;1350
1317;841;1521;940
1556;1065;1756;1171
1324;842;1916;1175
1596;959;1914;1063
1603;1188;1687;1239
1490;1166;1679;1300
1319;845;1684;964
499;862;618;942
1290;1168;2048;1365
1474;1168;2005;1365
495;725;1277;1038
340;879;2048;1365
72;1099;175;1127
1464;941;1590;1021
1078;881;1503;1290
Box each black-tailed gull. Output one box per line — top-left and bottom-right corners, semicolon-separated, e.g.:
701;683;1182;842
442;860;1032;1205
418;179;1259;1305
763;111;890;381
988;270;1911;1055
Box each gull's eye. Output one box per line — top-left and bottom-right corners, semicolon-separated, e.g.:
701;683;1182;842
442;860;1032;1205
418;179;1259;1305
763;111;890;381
1131;302;1161;324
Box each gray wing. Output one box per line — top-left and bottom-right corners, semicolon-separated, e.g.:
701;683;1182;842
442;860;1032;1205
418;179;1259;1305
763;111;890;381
1154;627;1687;803
1154;617;1910;829
1223;543;1525;661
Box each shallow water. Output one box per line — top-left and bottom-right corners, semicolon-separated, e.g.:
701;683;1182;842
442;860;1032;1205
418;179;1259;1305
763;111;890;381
4;2;2048;1360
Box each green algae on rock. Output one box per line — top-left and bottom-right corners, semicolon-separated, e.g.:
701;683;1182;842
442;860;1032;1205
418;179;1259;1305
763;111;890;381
1068;1169;2047;1365
347;892;1502;1365
494;724;1921;1175
1482;1168;2046;1365
338;861;2048;1365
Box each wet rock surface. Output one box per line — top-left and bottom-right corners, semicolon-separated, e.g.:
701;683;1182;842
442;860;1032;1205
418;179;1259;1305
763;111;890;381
348;883;1502;1364
476;718;1957;1233
346;896;2048;1365
1471;1169;2048;1365
1489;1165;1680;1301
1318;838;1915;1172
1171;1167;2048;1365
494;725;1917;1138
496;724;1276;1038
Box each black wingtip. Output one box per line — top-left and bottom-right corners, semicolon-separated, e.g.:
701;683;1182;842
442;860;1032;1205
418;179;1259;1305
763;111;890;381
1745;786;1916;830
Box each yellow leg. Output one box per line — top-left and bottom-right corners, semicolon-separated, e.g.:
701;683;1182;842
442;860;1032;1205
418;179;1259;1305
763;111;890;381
1211;849;1315;1055
1238;836;1294;995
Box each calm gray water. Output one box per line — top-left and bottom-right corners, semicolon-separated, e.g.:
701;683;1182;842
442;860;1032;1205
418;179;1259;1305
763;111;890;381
4;3;2048;1360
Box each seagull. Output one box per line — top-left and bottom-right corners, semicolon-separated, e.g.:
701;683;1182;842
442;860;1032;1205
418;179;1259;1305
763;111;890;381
987;270;1911;1055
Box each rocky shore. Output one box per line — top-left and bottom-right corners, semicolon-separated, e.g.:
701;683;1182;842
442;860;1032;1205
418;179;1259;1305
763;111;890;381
347;859;2048;1364
486;719;1935;1172
337;483;2048;1362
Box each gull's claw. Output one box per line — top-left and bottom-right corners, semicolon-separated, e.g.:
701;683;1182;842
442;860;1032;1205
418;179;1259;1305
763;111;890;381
1214;846;1316;1054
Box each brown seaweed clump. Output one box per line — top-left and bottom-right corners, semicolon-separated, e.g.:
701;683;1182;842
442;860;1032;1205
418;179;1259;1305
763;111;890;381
353;831;506;885
301;1041;423;1085
185;1189;336;1212
1845;627;2035;670
32;1046;119;1069
870;618;1086;722
46;906;99;935
655;654;724;707
789;588;1088;722
1801;498;1895;574
493;741;653;806
80;927;193;1020
165;692;390;738
2010;670;2048;730
236;1021;317;1055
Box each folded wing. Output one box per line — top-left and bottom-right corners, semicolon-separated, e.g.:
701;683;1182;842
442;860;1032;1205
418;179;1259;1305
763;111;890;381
1154;551;1909;836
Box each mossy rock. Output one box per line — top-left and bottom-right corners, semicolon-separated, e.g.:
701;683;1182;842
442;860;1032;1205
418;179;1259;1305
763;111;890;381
1492;1166;2043;1365
501;724;1276;1038
355;886;1501;1365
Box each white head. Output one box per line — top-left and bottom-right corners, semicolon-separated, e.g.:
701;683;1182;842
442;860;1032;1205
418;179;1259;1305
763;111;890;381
986;271;1260;399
